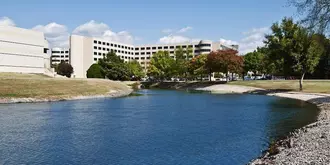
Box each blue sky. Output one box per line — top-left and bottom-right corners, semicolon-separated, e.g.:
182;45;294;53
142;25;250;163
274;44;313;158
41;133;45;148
0;0;297;53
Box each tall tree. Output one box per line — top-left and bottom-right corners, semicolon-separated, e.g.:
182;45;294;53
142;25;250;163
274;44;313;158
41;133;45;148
243;51;265;79
127;60;145;80
291;0;330;33
265;17;324;90
174;47;193;80
206;49;241;82
147;51;176;81
188;54;208;80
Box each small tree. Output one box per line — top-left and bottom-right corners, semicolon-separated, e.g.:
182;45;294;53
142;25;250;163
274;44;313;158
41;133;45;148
127;60;145;80
243;51;265;79
87;64;104;78
147;51;175;81
57;61;73;78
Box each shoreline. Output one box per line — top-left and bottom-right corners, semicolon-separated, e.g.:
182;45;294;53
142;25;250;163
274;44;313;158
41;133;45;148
195;84;330;164
0;89;133;104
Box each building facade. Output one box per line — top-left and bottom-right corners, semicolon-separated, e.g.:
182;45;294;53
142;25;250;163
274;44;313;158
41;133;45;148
70;35;238;78
0;25;53;75
51;48;70;65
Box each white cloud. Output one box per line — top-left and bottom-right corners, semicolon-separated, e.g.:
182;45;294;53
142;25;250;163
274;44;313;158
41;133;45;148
72;20;135;44
177;26;193;33
32;22;69;48
162;29;173;34
0;17;15;26
159;35;192;44
220;27;270;54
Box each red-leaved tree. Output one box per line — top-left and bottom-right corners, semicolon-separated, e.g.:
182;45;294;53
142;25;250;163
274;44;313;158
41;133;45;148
206;49;243;82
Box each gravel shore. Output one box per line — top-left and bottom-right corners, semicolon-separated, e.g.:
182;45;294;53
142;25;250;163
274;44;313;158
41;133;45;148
196;84;330;164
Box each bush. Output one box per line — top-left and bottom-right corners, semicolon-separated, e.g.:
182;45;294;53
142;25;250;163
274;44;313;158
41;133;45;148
57;61;73;78
87;64;104;78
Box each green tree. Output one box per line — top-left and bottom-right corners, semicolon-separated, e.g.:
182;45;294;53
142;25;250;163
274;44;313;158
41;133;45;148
174;47;193;80
87;64;104;78
147;51;175;80
57;61;73;78
243;51;265;79
188;54;208;80
127;60;145;80
265;17;324;90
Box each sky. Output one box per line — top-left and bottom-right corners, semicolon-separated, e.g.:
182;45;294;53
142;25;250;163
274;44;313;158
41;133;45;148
0;0;298;54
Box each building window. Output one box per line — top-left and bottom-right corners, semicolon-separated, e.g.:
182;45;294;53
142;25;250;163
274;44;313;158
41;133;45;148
147;52;151;55
94;58;97;61
170;51;174;54
94;46;97;49
182;45;187;48
147;57;150;59
141;57;145;60
94;52;97;55
102;42;105;45
135;52;139;55
107;43;109;46
103;53;105;56
141;47;145;50
65;51;69;53
107;48;109;51
125;51;128;54
146;47;151;50
170;46;174;49
135;47;139;50
98;53;102;55
98;41;101;44
122;46;124;48
176;46;180;49
65;55;69;58
125;46;128;49
98;47;101;50
164;46;168;49
141;52;145;55
158;46;162;49
115;50;118;53
111;43;114;46
103;48;106;51
188;45;193;48
114;44;117;47
125;56;127;59
94;40;97;44
135;57;139;60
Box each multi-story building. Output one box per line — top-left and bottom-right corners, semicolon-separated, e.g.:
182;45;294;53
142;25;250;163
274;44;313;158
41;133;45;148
51;48;70;65
70;35;238;78
0;25;53;76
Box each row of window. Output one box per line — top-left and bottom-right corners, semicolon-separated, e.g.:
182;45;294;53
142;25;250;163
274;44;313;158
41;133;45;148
52;55;69;58
94;40;134;50
52;51;69;54
136;45;195;51
52;59;69;62
93;47;134;55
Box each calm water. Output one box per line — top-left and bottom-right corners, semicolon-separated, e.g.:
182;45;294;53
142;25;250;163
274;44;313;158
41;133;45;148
0;90;319;165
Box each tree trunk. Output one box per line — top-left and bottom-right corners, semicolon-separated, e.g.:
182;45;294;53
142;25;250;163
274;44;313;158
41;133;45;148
231;73;234;81
299;72;305;91
254;71;257;80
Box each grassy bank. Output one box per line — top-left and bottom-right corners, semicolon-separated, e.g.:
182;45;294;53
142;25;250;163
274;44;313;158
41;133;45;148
229;80;330;94
0;73;131;99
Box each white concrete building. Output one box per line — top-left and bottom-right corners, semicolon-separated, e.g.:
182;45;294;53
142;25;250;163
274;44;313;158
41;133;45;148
51;48;70;65
70;35;238;78
0;25;53;76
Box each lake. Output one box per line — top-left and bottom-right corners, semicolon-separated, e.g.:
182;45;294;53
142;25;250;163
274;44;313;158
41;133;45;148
0;90;319;164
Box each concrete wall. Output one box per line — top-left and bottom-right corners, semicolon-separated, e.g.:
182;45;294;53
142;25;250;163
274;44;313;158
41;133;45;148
70;35;93;78
0;26;50;74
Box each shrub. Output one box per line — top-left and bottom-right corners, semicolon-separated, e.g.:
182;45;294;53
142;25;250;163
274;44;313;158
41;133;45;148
87;64;104;78
57;61;73;78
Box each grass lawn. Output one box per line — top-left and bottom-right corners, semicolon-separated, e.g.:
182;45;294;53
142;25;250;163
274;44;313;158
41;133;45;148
229;80;330;94
0;73;130;99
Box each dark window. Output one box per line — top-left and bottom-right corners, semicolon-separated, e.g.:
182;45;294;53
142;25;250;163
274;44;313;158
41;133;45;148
141;47;145;50
65;55;69;58
61;51;64;53
103;48;105;51
200;49;211;52
135;57;139;60
115;50;118;53
94;58;97;61
135;52;139;55
152;47;156;50
141;57;145;60
135;47;139;50
152;52;156;54
122;46;125;48
141;52;145;55
170;46;174;49
52;51;60;53
94;52;97;55
94;46;97;49
98;41;101;44
147;57;150;59
65;60;68;62
147;52;151;55
107;43;109;46
125;51;128;54
102;42;105;45
188;45;193;48
176;46;180;48
98;47;101;50
103;53;106;56
164;46;168;49
125;46;128;49
65;51;69;53
182;45;187;48
111;43;114;46
158;46;162;49
94;40;97;44
146;47;151;50
141;62;145;64
125;56;127;59
98;53;102;55
44;48;48;53
107;48;109;51
114;44;117;47
170;51;174;54
200;44;211;47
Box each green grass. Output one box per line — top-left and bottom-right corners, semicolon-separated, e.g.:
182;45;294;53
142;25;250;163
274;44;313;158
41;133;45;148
229;80;330;93
0;73;130;99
